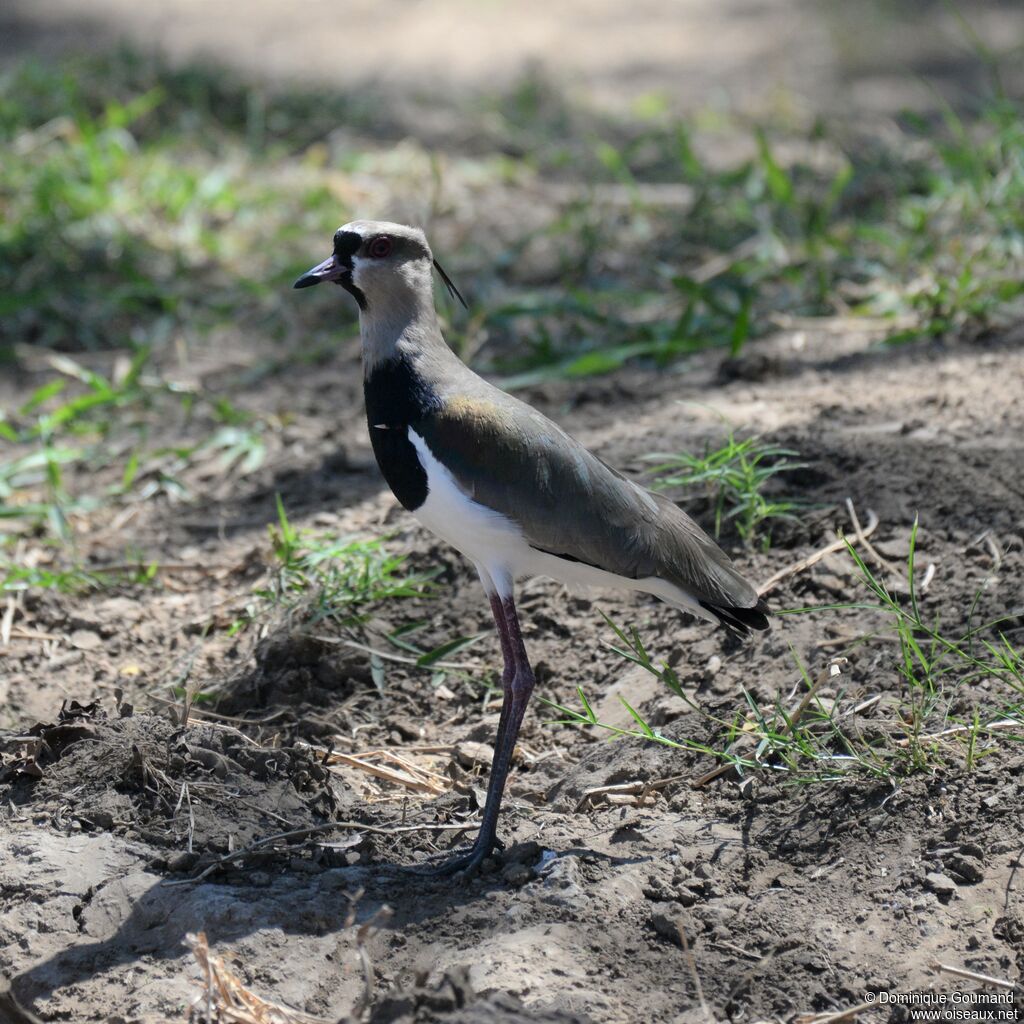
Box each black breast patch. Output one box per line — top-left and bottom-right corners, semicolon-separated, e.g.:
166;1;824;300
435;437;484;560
363;356;438;511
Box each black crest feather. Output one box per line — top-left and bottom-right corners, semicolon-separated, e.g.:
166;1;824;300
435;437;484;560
432;258;468;310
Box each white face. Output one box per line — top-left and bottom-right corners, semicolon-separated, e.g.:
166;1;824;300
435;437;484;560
293;221;437;316
349;240;432;305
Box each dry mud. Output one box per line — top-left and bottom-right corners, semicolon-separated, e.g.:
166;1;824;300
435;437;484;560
2;326;1024;1022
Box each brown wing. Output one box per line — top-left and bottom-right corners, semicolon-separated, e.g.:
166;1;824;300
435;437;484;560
416;390;765;617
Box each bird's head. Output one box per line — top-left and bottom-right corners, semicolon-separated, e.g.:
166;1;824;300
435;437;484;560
293;220;464;315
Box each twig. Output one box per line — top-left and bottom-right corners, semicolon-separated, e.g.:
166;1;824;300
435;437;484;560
352;744;455;757
147;694;288;731
769;312;917;333
163;824;369;886
346;890;393;1019
320;751;449;796
186;930;330;1023
163;820;473;886
676;924;711;1024
796;1001;875;1024
692;235;762;285
575;774;686;812
307;634;481;672
710;940;763;962
6;626;63;643
845;498;898;577
1;596;16;647
893;719;1023;748
933;962;1017;990
758;508;879;596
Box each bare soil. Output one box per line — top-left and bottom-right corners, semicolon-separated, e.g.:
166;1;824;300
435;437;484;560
3;324;1024;1023
3;1;1024;1019
4;0;1024;120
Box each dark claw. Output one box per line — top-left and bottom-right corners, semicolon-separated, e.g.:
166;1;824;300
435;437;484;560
409;834;505;878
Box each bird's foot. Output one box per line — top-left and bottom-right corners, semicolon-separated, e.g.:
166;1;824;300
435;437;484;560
413;835;505;878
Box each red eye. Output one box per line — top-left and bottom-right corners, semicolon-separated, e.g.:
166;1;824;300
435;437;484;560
368;236;393;258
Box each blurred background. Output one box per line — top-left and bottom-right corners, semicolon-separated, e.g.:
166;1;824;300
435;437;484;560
4;0;1024;116
2;0;1023;372
3;10;1024;1018
0;0;1022;559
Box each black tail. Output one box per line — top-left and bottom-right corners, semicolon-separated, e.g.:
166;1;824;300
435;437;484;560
700;597;771;636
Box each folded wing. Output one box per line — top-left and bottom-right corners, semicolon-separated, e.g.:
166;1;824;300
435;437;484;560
417;390;769;630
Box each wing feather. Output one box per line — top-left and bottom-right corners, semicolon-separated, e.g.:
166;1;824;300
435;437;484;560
416;391;763;614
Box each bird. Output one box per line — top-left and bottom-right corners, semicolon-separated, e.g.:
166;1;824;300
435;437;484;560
295;220;769;874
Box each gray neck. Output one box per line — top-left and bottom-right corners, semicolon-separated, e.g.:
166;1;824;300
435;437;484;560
358;262;448;375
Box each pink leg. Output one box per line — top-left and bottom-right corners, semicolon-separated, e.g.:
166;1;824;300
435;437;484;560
433;591;535;875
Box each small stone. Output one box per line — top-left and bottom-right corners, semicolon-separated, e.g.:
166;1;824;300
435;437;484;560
944;853;984;884
455;741;494;770
674;888;698;907
166;851;199;872
925;872;957;899
386;716;424;742
705;655;722;677
79;809;114;829
649;904;685;946
502;863;533;887
69;629;103;651
67;611;102;632
504;840;542;865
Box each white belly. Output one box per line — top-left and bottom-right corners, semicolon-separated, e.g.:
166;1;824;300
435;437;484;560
406;427;710;620
407;427;531;594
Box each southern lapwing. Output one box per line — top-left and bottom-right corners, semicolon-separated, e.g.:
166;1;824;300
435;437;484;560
295;220;769;873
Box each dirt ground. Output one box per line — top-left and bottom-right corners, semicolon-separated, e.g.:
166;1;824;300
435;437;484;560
3;1;1024;1021
4;0;1024;120
2;321;1024;1022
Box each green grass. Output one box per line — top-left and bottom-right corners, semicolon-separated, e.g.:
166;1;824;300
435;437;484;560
226;496;482;694
4;44;1022;383
0;347;269;589
488;90;1024;385
0;53;349;360
232;496;438;632
1;53;351;584
822;520;1024;770
647;427;807;547
1;561;159;595
544;522;1024;783
2;37;1022;583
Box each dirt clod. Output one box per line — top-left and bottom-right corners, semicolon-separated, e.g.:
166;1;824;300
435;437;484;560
3;328;1024;1021
925;872;959;900
944;853;986;884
